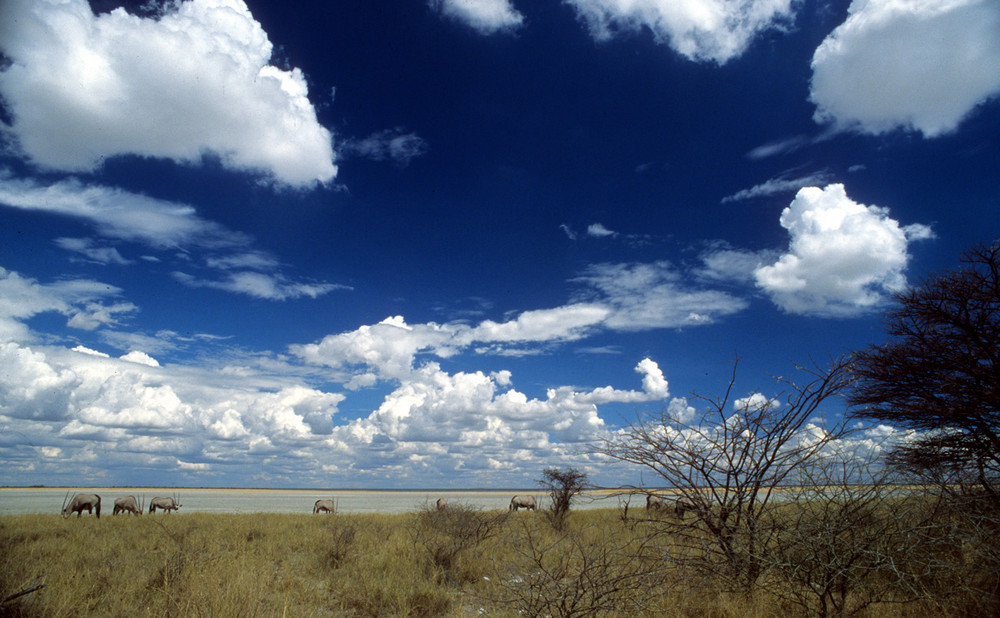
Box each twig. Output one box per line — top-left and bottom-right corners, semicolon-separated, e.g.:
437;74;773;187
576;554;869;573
1;583;45;605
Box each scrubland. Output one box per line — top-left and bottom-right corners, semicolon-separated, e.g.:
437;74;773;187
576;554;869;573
0;503;994;617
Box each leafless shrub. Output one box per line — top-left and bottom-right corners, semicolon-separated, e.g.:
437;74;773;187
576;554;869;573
758;449;953;617
410;501;506;584
324;522;357;569
486;518;667;617
595;357;854;593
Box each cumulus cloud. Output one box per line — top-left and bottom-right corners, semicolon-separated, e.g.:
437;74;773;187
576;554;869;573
564;0;798;64
326;356;669;468
294;306;616;380
292;316;456;380
0;337;346;476
754;184;932;316
429;0;524;34
0;0;336;186
120;350;160;367
810;0;1000;136
735;392;779;412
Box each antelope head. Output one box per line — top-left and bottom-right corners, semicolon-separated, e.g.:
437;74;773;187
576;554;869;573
60;491;73;518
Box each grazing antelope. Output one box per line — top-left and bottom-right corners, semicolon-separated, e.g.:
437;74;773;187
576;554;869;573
313;499;336;514
113;495;143;516
646;494;665;511
674;495;700;519
61;493;101;518
149;495;181;514
509;495;536;511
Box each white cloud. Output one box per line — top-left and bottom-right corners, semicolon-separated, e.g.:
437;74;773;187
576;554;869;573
120;350;160;367
342;128;429;166
65;301;137;330
637;358;669;398
0;174;245;249
292;316;456;380
327;356;669;466
0;342;79;420
754;184;931;316
0;267;126;341
746;134;812;160
810;0;1000;136
54;237;131;265
172;271;347;301
721;171;834;202
429;0;524;34
587;223;617;237
697;246;774;284
72;345;109;358
564;0;798;64
735;392;779;412
667;397;697;423
0;0;336;186
464;304;610;345
573;261;748;329
0;175;345;301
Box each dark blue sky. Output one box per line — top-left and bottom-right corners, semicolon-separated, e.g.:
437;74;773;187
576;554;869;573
0;0;997;487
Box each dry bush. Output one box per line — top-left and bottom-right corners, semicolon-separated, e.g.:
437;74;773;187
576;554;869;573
539;467;588;531
483;513;670;617
409;501;507;585
595;357;854;594
756;453;950;617
321;520;357;569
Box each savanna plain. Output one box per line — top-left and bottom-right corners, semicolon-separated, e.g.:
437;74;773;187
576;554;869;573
1;497;996;617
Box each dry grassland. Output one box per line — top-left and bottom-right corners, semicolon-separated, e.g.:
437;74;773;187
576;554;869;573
0;508;973;617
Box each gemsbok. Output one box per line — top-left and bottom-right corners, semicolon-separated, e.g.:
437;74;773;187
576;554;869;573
61;493;101;519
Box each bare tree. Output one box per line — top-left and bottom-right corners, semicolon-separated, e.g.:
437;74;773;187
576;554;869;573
595;357;853;592
539;467;588;531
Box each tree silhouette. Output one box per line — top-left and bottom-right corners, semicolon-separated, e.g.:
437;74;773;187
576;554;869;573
849;242;1000;502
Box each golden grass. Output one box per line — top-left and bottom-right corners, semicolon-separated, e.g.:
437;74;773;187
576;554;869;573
0;508;974;617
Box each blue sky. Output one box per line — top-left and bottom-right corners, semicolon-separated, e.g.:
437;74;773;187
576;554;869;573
0;0;997;488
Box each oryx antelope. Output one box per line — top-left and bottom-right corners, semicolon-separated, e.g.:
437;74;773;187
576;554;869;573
646;494;665;511
313;499;336;514
149;495;181;513
61;493;101;518
113;495;143;516
509;495;536;511
674;495;700;519
436;498;447;511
